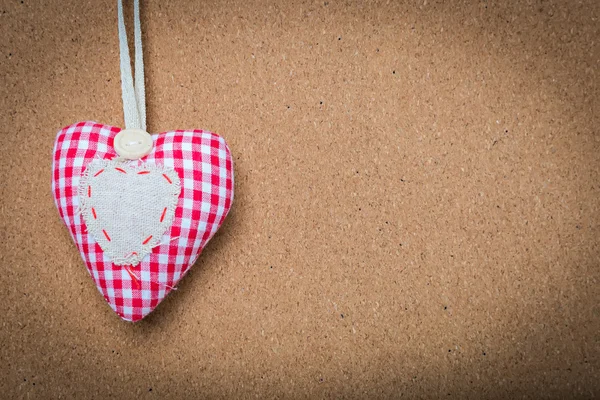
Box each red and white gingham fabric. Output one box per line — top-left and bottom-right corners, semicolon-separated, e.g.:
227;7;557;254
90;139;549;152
52;121;233;322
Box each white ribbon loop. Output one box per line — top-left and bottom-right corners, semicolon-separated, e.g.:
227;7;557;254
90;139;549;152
117;0;146;131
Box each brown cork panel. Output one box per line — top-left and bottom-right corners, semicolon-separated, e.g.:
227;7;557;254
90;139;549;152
0;0;598;398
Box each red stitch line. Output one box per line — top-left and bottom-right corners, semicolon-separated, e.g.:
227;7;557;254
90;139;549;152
125;266;140;289
102;229;111;241
114;263;174;291
162;173;172;184
125;251;139;259
87;186;91;197
115;167;127;174
142;235;153;245
91;207;97;219
137;171;150;175
160;207;167;222
93;169;104;177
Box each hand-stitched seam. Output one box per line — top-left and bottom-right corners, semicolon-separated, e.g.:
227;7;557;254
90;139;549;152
78;158;181;267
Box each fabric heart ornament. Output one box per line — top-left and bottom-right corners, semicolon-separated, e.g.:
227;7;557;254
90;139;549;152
52;121;233;321
51;1;234;321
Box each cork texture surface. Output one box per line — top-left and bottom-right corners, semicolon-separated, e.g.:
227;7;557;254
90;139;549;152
0;0;598;398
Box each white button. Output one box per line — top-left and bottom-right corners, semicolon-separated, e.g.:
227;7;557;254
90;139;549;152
113;128;153;159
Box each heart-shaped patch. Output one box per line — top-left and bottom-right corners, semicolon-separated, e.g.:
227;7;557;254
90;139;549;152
78;159;181;267
52;121;234;321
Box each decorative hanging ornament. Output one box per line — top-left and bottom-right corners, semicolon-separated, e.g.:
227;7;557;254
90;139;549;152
51;0;234;322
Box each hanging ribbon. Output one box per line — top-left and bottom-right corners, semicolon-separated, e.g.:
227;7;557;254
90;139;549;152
117;0;146;131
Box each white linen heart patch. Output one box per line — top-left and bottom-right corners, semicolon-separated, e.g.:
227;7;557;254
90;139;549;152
78;159;181;267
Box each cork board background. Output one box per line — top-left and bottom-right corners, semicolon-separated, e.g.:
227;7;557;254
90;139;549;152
1;0;599;398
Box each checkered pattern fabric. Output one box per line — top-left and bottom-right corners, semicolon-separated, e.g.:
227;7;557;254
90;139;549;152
52;121;234;322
